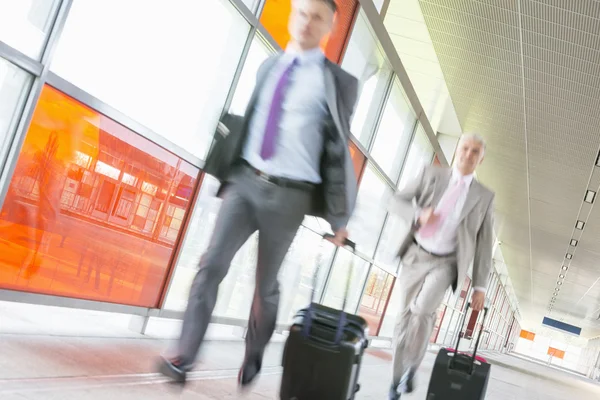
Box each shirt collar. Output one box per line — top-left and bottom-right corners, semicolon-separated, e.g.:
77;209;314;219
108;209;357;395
284;45;325;65
452;166;475;186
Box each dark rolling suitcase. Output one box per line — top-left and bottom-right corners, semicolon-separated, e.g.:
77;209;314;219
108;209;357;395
426;304;491;399
280;235;369;400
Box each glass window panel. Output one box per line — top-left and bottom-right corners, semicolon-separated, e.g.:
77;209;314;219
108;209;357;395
216;228;336;320
228;36;273;116
373;214;403;272
0;0;59;59
378;270;404;337
398;124;434;189
321;248;370;314
50;0;250;160
437;308;455;346
346;164;393;256
430;304;447;343
212;233;258;319
260;0;358;62
0;85;199;307
357;267;394;335
370;79;417;181
277;227;336;323
163;174;221;310
0;58;31;161
341;11;390;146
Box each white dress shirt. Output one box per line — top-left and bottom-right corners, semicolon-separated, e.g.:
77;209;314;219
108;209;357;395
243;46;328;183
415;167;486;293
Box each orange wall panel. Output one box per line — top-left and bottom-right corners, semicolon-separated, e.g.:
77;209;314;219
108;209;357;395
547;347;565;359
260;0;358;63
0;85;199;307
519;329;535;341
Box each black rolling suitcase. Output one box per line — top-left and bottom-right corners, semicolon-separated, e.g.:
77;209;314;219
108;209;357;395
280;235;369;400
426;303;491;399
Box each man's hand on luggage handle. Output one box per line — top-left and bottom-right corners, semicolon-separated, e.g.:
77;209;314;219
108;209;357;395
471;291;485;311
330;227;348;247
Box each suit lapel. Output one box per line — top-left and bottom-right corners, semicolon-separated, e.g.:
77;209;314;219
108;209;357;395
323;61;345;142
459;180;483;223
432;169;451;207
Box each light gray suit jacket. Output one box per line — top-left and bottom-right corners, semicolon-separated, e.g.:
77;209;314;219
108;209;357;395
388;165;495;292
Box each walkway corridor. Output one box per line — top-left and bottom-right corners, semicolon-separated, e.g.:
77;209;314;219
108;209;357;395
0;334;598;399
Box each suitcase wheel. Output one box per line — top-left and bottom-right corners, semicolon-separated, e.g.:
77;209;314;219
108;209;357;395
355;383;360;393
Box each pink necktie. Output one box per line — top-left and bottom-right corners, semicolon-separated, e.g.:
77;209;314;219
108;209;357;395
419;178;466;238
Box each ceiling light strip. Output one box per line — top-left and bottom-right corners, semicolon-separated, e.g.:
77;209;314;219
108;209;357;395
516;0;535;309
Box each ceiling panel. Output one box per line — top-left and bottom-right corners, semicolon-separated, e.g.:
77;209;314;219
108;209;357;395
410;0;600;336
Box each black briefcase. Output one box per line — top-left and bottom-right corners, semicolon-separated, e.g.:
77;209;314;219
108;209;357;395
426;304;491;399
280;236;369;400
203;112;245;183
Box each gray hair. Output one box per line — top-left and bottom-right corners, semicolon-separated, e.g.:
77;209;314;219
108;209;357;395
458;133;486;152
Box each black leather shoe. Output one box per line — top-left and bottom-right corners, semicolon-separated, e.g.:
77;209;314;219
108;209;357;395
237;357;262;389
398;369;415;394
389;384;401;400
157;357;186;384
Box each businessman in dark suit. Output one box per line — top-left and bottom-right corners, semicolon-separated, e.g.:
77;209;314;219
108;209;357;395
157;0;359;389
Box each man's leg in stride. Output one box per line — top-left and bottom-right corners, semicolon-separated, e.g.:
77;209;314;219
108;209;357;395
239;183;311;386
391;248;456;397
158;177;257;381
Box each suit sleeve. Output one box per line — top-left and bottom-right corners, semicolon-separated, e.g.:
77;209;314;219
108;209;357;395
472;195;495;290
346;76;359;120
387;166;427;230
324;74;359;232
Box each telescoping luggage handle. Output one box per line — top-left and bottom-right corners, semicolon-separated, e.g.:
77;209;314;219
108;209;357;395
301;233;356;345
451;302;489;374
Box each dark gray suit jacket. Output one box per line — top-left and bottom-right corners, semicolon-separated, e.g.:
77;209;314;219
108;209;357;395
204;54;359;231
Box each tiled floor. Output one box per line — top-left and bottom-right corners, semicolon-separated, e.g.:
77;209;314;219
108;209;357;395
0;334;598;399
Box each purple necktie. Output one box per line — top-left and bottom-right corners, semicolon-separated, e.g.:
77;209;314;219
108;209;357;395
260;58;298;160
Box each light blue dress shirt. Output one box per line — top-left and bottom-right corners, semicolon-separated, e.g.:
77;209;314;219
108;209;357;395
242;47;328;184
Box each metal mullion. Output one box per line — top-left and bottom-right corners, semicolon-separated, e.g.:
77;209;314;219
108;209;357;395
365;70;394;153
257;24;283;52
0;0;73;209
318;246;340;304
353;262;373;314
229;0;260;26
156;172;205;309
357;0;448;166
0;41;43;76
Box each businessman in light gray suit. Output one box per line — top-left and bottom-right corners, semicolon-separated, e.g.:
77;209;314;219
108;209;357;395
157;0;359;389
387;134;495;399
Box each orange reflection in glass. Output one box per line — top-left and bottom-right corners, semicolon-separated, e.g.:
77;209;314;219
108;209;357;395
358;267;395;336
349;141;366;183
260;0;358;63
0;85;199;307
